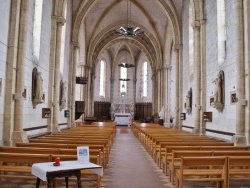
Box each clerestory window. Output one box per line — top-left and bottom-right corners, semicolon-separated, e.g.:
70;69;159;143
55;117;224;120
32;0;43;59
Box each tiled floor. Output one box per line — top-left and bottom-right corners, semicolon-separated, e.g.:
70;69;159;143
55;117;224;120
1;127;250;187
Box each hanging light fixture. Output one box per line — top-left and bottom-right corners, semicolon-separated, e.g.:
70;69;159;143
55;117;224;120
119;78;130;82
115;0;144;37
118;62;135;68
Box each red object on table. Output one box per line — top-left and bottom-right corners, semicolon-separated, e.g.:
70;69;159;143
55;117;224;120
54;157;60;166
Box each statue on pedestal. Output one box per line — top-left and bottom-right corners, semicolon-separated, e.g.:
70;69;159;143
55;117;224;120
185;88;192;114
32;69;44;108
211;70;224;112
59;81;67;111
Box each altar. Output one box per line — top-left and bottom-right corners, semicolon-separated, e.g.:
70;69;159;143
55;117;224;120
114;113;131;126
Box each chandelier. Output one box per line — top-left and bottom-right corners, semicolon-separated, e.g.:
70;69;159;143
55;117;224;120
118;62;135;68
115;0;144;37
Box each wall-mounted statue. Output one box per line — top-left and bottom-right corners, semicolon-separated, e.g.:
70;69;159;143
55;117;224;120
32;68;44;108
185;88;192;114
211;70;224;112
59;80;67;111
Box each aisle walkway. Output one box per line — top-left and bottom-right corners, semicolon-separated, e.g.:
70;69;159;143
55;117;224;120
101;127;170;188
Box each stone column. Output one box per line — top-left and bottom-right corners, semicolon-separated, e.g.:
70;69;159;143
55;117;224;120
163;66;167;126
69;42;79;127
151;72;156;114
47;15;57;132
174;45;180;129
110;78;114;120
232;0;246;145
89;71;95;116
3;0;21;146
244;0;250;144
200;19;207;135
192;21;201;134
12;0;29;143
132;78;136;118
84;65;90;116
157;67;161;112
51;16;65;132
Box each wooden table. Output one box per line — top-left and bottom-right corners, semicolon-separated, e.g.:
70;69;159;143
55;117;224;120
32;161;103;188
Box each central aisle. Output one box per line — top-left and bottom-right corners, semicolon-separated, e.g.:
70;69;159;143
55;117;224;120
101;127;170;188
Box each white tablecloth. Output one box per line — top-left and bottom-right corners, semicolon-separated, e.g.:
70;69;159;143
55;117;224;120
32;161;103;181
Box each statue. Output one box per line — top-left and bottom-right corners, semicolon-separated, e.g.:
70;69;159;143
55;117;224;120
185;88;192;114
159;106;164;119
211;71;224;112
60;81;67;111
212;73;222;103
33;72;44;104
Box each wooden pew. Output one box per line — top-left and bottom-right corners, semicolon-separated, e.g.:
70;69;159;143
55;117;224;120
15;142;69;148
0;153;51;179
162;145;249;175
213;150;250;157
15;143;107;168
157;141;233;171
176;156;228;188
0;146;59;155
228;156;250;184
162;146;200;175
160;146;249;175
169;150;214;183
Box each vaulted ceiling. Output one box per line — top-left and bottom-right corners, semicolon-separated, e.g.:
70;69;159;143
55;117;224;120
71;0;184;70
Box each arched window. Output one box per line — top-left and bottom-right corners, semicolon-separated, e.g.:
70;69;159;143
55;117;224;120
217;0;226;65
99;60;106;97
60;1;67;75
142;61;148;97
189;3;194;79
120;64;127;93
32;0;43;59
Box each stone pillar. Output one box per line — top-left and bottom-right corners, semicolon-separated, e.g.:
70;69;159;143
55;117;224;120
12;0;29;143
157;67;161;112
69;42;79;127
192;21;201;134
48;15;57;132
174;45;180;129
89;71;95;116
3;0;21;146
151;72;156;114
232;0;246;145
52;16;66;132
164;65;171;126
84;65;90;116
244;0;250;145
200;19;207;135
110;78;114;120
132;78;136;118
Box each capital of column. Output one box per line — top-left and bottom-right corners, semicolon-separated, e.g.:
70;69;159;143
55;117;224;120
192;20;201;31
200;19;206;25
156;66;162;71
164;64;172;70
57;16;66;26
51;15;57;20
71;41;79;48
85;65;91;71
174;44;182;52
